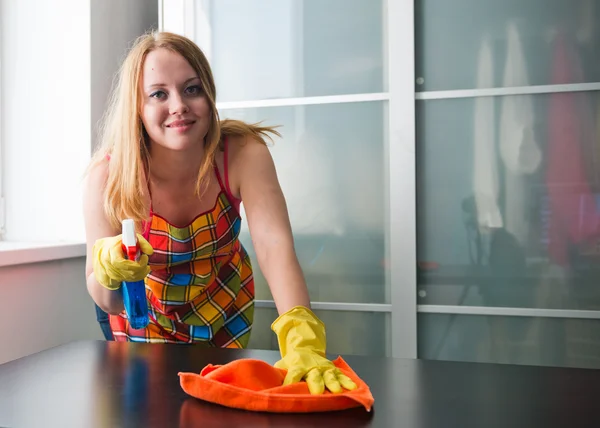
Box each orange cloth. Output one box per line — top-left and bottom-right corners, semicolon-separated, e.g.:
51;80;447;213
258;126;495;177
178;356;374;413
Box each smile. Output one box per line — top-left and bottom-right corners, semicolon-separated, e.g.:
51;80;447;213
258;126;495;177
166;119;195;128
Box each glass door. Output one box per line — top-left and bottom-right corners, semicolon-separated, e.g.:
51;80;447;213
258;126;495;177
162;0;600;367
415;0;600;369
160;0;418;358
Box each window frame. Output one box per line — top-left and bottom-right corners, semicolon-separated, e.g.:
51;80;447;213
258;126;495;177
0;17;4;241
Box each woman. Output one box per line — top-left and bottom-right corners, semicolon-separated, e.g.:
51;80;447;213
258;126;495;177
82;31;355;395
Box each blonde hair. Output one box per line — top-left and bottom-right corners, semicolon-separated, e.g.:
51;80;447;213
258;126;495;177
88;31;280;231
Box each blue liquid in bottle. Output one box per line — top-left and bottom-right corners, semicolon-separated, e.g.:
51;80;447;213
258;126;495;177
121;279;149;330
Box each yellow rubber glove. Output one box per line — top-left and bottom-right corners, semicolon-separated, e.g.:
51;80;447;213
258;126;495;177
271;306;357;395
92;234;153;290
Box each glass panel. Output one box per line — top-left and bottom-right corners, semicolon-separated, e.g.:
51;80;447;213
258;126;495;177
419;313;600;369
416;91;600;309
415;0;600;91
221;102;388;304
248;307;390;357
201;0;384;101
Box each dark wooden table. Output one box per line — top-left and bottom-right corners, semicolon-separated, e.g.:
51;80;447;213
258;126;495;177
1;340;600;428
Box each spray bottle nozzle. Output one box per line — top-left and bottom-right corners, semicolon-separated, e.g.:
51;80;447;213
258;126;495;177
121;219;139;261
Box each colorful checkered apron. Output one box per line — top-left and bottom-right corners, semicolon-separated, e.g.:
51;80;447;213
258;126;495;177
109;163;255;348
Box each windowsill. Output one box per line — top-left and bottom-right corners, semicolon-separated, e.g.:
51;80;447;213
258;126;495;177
0;241;87;268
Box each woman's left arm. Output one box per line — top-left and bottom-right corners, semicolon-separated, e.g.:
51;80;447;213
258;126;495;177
230;136;357;394
233;138;310;314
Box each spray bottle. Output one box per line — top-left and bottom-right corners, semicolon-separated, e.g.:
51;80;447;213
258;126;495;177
121;219;150;330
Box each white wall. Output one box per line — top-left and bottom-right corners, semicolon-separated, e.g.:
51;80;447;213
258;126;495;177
0;0;158;364
91;0;159;150
0;257;101;364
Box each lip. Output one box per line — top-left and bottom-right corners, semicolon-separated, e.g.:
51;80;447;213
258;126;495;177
166;119;195;128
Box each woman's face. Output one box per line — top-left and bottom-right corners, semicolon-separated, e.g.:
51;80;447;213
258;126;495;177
139;48;211;152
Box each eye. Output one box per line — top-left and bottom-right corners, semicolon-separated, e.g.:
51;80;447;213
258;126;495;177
150;90;166;99
184;85;202;96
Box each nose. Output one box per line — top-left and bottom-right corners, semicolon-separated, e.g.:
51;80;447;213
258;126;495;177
169;93;189;115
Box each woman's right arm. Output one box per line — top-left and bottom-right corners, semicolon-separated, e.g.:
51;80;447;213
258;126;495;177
82;160;124;315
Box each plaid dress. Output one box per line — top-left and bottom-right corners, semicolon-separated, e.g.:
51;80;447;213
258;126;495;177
109;155;255;348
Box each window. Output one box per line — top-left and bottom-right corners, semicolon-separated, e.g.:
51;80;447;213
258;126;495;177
160;0;413;358
163;0;600;369
0;22;4;241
